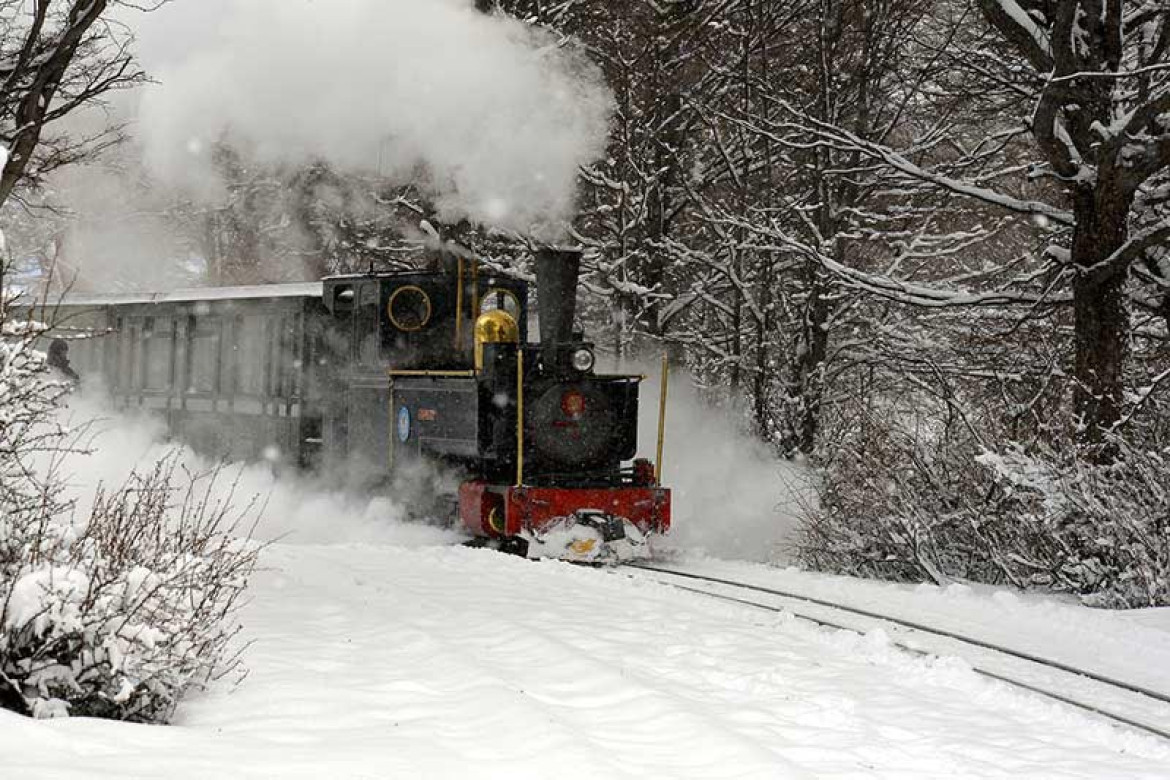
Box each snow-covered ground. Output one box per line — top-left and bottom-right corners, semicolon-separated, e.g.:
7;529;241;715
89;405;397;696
4;394;1168;778
653;557;1170;699
4;533;1169;779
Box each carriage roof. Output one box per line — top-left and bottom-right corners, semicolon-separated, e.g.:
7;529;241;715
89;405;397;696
51;282;324;308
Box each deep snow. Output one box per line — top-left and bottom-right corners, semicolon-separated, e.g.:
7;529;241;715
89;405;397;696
4;393;1168;778
3;537;1168;779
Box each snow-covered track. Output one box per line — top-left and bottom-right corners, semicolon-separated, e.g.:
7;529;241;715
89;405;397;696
627;563;1170;743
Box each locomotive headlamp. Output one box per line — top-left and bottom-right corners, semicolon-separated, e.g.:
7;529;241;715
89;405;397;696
571;347;595;373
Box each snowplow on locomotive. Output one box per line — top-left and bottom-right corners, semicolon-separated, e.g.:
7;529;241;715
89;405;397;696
40;247;671;562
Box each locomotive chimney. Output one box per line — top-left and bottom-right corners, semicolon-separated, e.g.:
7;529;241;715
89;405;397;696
534;246;582;370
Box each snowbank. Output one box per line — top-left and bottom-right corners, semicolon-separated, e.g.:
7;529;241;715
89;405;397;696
3;545;1166;778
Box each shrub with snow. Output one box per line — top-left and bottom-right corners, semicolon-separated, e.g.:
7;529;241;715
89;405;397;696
974;443;1170;608
796;418;1170;608
0;286;260;722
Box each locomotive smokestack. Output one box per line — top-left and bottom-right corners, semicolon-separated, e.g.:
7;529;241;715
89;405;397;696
534;246;583;369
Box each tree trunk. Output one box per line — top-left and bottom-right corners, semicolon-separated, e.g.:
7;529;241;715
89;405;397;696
795;273;832;455
1070;191;1131;458
1072;275;1126;452
753;252;775;441
0;671;30;717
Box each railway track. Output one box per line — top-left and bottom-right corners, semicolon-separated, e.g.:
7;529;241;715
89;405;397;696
626;562;1170;743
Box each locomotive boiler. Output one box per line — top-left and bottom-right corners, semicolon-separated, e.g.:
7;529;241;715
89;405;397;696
40;247;671;561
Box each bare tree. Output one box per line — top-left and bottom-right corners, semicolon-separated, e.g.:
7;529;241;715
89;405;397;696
0;0;155;209
760;0;1170;457
976;0;1170;453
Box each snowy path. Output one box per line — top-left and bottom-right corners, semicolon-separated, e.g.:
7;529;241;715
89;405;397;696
3;543;1169;779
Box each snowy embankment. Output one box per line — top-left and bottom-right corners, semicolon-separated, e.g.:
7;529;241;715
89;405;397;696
3;537;1168;779
659;558;1170;698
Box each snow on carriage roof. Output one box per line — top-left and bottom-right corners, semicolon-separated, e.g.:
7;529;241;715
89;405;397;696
53;282;324;307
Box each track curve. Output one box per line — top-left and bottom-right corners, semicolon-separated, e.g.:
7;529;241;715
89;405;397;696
627;562;1170;743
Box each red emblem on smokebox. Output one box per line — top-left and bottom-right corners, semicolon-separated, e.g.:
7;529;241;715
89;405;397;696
560;390;586;419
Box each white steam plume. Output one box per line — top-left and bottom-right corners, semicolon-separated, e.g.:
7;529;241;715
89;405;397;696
635;371;814;563
46;378;808;560
52;391;463;548
49;370;811;561
134;0;613;239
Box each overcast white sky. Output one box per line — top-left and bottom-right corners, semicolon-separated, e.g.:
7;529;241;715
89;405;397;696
127;0;235;69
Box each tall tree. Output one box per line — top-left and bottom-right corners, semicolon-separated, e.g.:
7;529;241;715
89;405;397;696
977;0;1170;451
766;0;1170;456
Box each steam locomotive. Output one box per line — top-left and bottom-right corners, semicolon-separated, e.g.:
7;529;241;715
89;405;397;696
42;247;671;561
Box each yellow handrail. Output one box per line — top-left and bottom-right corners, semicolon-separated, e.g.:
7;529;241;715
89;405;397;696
516;349;525;487
454;255;465;349
388;377;395;471
656;354;669;483
471;259;480;322
387;369;477;377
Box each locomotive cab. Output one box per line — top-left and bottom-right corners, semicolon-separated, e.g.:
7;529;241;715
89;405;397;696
322;263;529;480
322;264;529;372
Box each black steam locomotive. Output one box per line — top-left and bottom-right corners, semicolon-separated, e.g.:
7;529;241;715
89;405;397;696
43;248;671;561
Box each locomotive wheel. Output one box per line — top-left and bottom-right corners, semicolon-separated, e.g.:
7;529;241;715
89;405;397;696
462;536;530;558
498;537;530;557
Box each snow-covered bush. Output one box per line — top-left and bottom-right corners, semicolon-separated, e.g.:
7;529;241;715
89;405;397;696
796;419;1170;608
974;443;1170;608
0;284;260;722
1;459;261;721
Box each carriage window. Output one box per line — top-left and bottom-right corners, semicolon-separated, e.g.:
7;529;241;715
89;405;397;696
73;335;93;374
188;318;221;394
142;317;175;391
266;314;301;398
358;283;381;366
118;319;139;391
280;315;302;398
235;314;268;395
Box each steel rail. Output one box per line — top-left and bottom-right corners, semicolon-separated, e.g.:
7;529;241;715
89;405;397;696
630;564;1170;705
629;563;1170;743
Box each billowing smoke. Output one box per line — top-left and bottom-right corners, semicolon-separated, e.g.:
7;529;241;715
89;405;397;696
37;163;203;292
634;369;815;563
53;391;463;548
133;0;613;239
48;372;809;561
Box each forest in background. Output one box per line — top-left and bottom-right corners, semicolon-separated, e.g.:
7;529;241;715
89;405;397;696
4;0;1169;605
